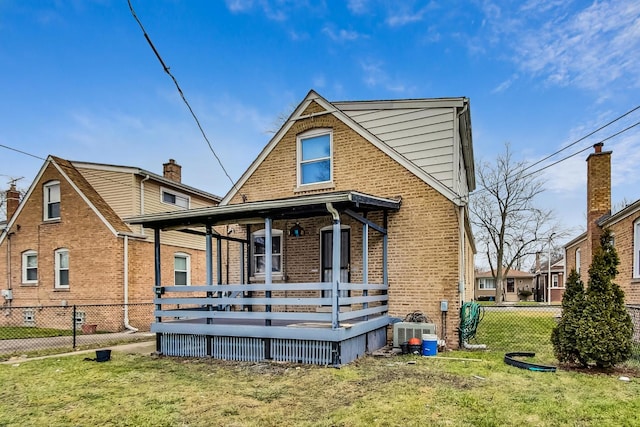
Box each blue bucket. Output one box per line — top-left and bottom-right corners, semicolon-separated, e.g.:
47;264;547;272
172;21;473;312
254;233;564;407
421;334;437;356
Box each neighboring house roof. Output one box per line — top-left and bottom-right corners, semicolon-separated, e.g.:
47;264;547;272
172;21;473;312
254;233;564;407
70;160;221;203
221;90;474;206
0;156;133;245
564;198;640;250
476;269;535;279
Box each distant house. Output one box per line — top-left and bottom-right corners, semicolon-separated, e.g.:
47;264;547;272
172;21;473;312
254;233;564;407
564;143;640;305
128;90;477;364
475;269;535;302
0;156;220;331
532;257;565;303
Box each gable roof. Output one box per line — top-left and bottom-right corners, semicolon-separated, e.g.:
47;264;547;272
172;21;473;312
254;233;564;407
0;155;133;245
70;160;221;202
221;90;474;206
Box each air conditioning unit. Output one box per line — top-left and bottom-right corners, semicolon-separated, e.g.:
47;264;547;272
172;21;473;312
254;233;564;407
393;322;437;348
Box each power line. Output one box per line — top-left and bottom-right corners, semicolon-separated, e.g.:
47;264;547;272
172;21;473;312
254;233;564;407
0;143;45;161
127;0;243;199
521;104;640;173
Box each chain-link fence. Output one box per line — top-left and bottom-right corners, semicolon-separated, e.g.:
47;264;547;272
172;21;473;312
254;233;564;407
0;303;154;358
467;304;640;358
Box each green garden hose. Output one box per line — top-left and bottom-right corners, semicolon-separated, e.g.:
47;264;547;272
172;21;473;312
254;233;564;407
459;301;487;350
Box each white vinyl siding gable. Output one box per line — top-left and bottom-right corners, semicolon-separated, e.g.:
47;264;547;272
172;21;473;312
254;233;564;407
341;107;455;190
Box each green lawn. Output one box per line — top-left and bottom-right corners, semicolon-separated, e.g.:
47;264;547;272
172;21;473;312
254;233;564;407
0;326;73;340
1;350;639;426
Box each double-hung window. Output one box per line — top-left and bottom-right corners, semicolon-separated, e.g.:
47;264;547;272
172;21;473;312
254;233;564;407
44;181;60;220
575;248;581;275
251;229;283;277
55;248;69;289
174;253;190;286
634;220;640;279
297;129;332;186
22;250;38;284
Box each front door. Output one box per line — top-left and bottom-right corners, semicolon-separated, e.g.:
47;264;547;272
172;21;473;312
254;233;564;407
321;228;350;300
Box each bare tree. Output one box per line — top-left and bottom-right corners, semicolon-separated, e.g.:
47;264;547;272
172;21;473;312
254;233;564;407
470;144;562;302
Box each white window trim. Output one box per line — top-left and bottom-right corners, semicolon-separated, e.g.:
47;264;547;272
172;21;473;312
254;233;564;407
54;248;69;289
160;187;191;209
634;220;640;279
251;229;283;279
552;273;559;288
478;278;496;290
22;250;38;284
174;252;191;286
296;128;333;187
43;180;61;221
575;248;581;275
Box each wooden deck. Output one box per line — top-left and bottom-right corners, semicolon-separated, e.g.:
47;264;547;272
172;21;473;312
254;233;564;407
153;282;389;365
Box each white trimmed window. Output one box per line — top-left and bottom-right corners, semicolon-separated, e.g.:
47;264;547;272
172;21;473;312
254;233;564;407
575;248;581;274
54;248;69;289
251;229;283;277
43;181;60;220
297;129;332;186
22;250;38;284
552;274;559;288
478;278;496;289
634;220;640;279
161;187;190;209
174;253;190;286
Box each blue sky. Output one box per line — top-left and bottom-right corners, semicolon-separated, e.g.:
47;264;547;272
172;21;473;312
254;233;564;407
1;0;639;249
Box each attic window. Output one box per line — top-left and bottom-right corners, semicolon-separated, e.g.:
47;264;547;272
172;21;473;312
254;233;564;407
43;181;60;220
297;129;332;186
161;187;190;209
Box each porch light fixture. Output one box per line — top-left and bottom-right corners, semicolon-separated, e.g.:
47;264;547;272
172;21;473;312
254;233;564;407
289;222;305;237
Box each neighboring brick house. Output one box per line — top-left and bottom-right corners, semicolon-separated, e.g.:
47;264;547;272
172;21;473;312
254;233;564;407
564;143;640;305
0;156;220;331
130;90;477;363
475;269;535;302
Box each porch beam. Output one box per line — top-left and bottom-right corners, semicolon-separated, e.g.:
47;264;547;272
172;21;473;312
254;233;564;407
153;227;162;352
327;203;341;329
265;217;272;326
344;209;387;234
177;228;248;244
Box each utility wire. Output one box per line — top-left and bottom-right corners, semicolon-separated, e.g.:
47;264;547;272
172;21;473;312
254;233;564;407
521;104;640;174
0;143;45;161
520;120;640;180
127;0;243;199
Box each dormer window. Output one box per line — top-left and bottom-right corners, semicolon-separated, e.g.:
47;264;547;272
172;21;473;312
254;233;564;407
161;187;190;209
43;181;60;220
297;129;332;186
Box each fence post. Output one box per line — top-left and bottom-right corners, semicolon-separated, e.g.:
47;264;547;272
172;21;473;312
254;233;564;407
72;305;77;349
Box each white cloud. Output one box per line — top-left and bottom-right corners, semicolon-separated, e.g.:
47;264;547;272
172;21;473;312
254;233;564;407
491;74;519;93
359;60;415;94
322;26;363;42
224;0;288;21
347;0;370;15
385;2;438;27
489;0;640;91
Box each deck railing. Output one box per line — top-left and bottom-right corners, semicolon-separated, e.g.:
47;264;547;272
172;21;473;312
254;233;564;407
154;282;388;327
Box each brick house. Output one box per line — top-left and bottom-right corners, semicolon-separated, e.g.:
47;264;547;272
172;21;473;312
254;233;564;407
130;90;477;364
0;156;220;331
532;257;565;303
564;143;640;305
475;269;535;302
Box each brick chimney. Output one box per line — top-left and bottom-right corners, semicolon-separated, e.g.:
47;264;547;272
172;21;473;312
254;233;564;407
163;159;182;183
5;183;20;221
586;142;611;256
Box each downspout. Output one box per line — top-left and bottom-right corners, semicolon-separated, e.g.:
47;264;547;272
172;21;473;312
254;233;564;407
123;235;138;332
326;203;341;330
139;174;150;234
459;205;466;304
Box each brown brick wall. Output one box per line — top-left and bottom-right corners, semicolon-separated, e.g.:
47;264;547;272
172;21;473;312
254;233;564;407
228;110;466;345
609;213;640;304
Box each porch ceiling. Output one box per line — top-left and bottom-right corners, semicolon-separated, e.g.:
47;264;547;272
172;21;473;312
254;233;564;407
126;190;401;230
